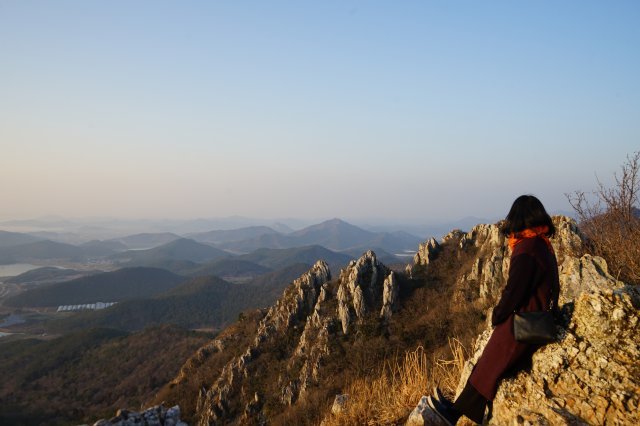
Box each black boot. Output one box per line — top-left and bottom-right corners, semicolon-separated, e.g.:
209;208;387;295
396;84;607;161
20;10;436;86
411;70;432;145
427;395;461;426
432;386;454;409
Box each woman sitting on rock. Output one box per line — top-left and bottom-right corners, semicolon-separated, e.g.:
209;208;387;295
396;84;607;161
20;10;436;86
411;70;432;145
428;195;560;425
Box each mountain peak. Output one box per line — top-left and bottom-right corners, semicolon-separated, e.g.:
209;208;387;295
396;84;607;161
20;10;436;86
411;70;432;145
323;218;348;226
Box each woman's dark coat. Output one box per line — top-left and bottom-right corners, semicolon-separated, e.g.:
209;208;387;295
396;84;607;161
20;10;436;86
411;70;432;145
468;236;560;400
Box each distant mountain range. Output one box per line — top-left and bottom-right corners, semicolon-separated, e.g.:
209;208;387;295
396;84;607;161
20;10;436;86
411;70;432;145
0;216;302;240
4;267;186;307
59;275;242;331
209;219;422;254
0;240;94;264
0;230;42;248
186;258;271;281
80;239;128;253
0;219;417;278
110;238;229;265
0;215;500;242
107;232;181;250
187;226;280;244
235;244;353;272
106;240;361;279
5;267;96;285
45;263;314;332
0;218;423;253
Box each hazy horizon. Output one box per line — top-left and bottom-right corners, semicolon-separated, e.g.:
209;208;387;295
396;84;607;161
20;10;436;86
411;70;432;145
2;1;638;222
0;211;577;243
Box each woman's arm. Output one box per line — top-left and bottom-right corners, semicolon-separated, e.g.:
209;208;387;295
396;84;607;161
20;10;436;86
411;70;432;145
491;253;539;326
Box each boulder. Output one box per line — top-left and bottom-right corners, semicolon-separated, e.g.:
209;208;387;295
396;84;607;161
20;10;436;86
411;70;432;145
455;252;639;425
93;405;184;426
331;394;349;415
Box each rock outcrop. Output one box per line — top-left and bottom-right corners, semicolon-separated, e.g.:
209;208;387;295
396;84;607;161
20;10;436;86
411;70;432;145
336;250;392;334
406;216;639;425
193;253;400;424
330;394;349;415
93;405;186;426
454;281;639;425
196;261;331;424
558;254;624;304
413;238;441;266
449;216;585;304
380;271;399;320
449;217;636;424
489;285;639;425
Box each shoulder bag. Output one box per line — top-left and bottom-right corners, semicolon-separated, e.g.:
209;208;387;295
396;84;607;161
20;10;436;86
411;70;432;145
514;309;556;344
513;260;557;344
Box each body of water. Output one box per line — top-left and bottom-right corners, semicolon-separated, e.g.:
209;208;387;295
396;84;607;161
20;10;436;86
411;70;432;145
0;331;13;338
0;263;41;277
395;250;417;258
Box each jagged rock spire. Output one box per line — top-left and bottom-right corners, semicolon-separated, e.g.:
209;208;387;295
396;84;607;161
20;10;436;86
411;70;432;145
380;271;399;320
413;237;440;266
336;250;393;334
196;260;331;424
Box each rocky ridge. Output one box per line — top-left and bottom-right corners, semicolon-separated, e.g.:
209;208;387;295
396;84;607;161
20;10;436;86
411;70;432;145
407;216;639;425
449;216;586;304
190;250;400;424
195;260;332;424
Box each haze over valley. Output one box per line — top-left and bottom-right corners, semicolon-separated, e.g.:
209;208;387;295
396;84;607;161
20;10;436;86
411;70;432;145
0;217;422;334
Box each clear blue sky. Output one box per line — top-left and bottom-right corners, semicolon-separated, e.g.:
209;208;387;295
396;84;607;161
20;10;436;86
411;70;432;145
1;1;638;223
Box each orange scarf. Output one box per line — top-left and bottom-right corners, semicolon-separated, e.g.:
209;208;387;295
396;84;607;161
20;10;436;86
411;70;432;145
508;225;554;253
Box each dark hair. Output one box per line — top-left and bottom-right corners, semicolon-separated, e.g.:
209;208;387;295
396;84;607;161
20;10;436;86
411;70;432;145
501;195;556;237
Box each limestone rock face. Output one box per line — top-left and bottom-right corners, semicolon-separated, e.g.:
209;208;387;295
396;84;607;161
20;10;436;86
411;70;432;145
455;256;639;425
558;254;624;305
488;285;640;425
336;250;392;334
196;261;331;424
258;260;331;338
455;216;584;304
380;271;399;320
93;404;186;426
191;251;400;424
406;216;636;425
457;222;509;303
442;229;465;245
413;238;440;266
331;394;349;415
287;295;333;402
169;337;230;386
551;216;585;264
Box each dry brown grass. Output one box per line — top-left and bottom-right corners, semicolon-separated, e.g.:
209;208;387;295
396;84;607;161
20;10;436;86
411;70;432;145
323;339;468;425
433;338;469;400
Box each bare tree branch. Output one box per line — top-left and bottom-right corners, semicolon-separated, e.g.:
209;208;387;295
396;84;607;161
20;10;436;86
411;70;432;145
565;152;640;284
